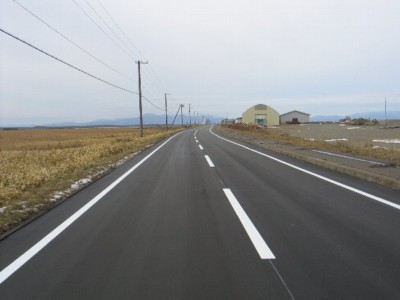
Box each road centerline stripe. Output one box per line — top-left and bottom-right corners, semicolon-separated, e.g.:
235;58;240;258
223;188;275;259
210;128;400;211
199;145;204;150
0;132;183;285
205;155;215;167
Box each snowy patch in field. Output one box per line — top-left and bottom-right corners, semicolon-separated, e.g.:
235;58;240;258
0;207;7;213
305;138;315;141
373;146;389;150
347;127;361;130
372;139;400;144
325;138;348;142
339;124;346;127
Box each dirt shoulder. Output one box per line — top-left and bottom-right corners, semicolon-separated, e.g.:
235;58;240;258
214;126;400;191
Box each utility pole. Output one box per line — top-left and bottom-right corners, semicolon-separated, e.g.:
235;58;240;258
135;60;148;137
385;97;387;128
180;104;184;127
164;93;169;131
189;104;191;126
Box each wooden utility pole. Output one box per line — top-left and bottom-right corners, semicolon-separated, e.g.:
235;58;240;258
164;93;169;131
189;104;191;126
136;60;148;137
180;104;184;127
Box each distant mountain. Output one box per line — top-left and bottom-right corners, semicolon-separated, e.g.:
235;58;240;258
311;111;400;122
32;113;224;128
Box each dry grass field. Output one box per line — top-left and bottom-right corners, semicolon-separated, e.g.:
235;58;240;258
224;124;400;164
0;127;183;235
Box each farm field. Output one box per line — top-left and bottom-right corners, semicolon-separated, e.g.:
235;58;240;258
223;123;400;164
282;123;400;150
0;127;183;235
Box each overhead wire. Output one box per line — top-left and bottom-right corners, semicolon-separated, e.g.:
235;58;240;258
142;95;165;112
73;0;168;110
71;0;135;61
0;28;138;94
91;0;167;96
82;0;137;59
12;0;136;83
94;0;144;58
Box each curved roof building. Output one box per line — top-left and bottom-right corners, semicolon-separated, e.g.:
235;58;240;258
242;104;280;126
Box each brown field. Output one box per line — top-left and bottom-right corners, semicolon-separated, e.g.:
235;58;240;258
223;123;400;163
282;123;400;150
0;127;183;235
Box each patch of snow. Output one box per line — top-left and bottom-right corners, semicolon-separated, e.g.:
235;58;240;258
305;138;315;141
70;178;92;190
347;127;361;130
49;150;142;203
373;146;389;150
339;124;346;127
0;207;7;213
325;138;349;142
372;139;400;144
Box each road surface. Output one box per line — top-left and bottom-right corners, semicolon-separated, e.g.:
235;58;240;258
0;126;399;299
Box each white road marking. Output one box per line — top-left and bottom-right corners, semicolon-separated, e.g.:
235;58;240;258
0;132;182;285
199;145;204;150
205;155;215;167
196;140;199;143
223;189;275;259
312;149;387;166
210;128;400;211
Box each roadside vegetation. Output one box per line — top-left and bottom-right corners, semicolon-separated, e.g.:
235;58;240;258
221;124;400;164
0;127;184;235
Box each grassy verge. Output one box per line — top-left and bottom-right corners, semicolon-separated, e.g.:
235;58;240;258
0;127;184;235
221;125;400;164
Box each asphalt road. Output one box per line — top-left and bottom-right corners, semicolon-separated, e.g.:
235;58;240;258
0;126;399;299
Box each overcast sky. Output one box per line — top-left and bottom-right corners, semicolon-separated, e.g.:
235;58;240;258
1;0;399;125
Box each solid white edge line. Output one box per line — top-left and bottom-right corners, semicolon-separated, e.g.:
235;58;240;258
0;132;183;285
223;189;275;259
204;155;215;167
199;145;204;150
210;128;400;211
312;149;386;166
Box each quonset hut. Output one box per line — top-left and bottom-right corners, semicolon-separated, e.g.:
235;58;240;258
242;104;280;126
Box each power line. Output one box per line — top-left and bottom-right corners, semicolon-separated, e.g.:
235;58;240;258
142;95;165;112
0;27;138;94
74;0;167;108
71;0;135;61
12;0;136;83
90;0;166;95
82;0;137;59
95;0;144;58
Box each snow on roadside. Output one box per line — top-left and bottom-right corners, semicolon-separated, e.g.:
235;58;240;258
0;207;6;214
372;139;400;144
325;138;349;142
49;151;141;203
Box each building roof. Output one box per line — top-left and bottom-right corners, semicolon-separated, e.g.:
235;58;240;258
280;110;310;117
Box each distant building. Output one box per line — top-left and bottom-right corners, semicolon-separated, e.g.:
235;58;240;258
242;104;280;126
280;110;310;124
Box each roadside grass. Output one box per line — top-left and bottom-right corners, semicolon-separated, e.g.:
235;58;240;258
0;127;184;235
222;125;400;164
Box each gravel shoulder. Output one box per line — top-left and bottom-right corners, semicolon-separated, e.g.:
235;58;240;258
214;126;400;191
